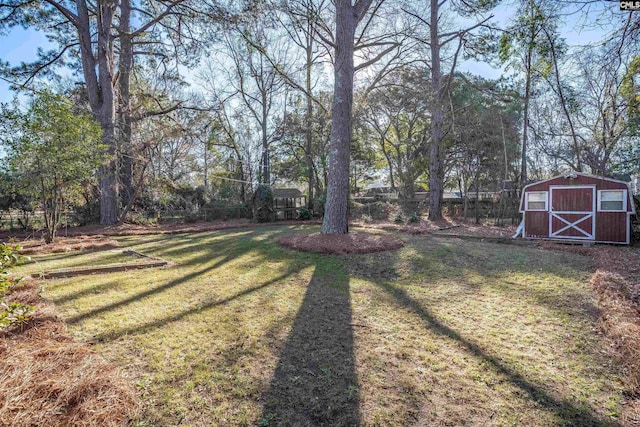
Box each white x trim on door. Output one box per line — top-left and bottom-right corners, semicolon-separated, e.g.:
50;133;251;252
549;212;594;239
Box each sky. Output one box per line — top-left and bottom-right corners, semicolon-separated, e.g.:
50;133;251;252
0;1;627;103
0;28;53;103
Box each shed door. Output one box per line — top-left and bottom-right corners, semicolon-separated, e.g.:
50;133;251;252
549;186;595;240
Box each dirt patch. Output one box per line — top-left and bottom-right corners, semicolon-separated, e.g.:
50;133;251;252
277;232;404;254
0;280;138;426
17;235;119;255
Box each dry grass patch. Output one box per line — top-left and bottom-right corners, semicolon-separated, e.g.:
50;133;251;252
0;280;137;427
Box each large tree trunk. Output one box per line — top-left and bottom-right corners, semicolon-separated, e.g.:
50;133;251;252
428;0;444;221
321;0;358;234
118;0;134;211
97;1;118;225
98;121;118;225
76;0;118;225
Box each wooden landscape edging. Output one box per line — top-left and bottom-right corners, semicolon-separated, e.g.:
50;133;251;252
431;233;598;247
39;250;170;279
431;233;536;245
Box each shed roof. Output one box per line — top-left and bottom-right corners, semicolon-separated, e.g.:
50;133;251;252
523;172;630;190
273;188;304;199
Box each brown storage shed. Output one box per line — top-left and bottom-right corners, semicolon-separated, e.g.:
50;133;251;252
519;172;636;244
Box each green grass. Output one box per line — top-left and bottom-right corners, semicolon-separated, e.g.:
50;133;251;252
15;249;140;276
37;226;626;426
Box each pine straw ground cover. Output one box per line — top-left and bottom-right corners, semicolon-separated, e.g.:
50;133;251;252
16;235;120;255
351;217;518;238
277;231;405;254
0;279;137;426
26;224;636;426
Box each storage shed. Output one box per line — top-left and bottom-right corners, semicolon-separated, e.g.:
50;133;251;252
273;188;306;220
519;172;636;244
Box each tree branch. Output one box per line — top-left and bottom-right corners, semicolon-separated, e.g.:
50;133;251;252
354;43;398;71
43;0;78;28
354;0;375;23
131;102;184;122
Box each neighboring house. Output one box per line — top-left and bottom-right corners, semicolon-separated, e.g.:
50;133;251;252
519;172;636;244
465;188;498;201
414;191;461;200
361;186;399;200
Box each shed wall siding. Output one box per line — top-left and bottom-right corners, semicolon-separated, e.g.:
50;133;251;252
595;212;627;243
524;212;548;238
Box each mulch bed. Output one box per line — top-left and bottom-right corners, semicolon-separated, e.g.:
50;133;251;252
0;280;138;426
352;217;517;238
0;219;322;241
277;232;405;254
2;218;515;249
17;235;119;255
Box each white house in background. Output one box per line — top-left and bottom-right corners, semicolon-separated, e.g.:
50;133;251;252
361;180;398;199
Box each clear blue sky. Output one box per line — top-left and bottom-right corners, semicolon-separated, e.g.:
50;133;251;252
0;28;52;102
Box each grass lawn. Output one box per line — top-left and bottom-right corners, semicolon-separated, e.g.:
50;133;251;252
37;225;625;426
15;249;139;276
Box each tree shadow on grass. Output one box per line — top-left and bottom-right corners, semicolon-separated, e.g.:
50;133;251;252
89;265;306;342
64;234;280;325
261;260;360;426
373;279;618;426
339;235;620;425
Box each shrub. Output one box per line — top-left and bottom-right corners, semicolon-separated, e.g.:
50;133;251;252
0;301;33;329
313;195;326;217
393;210;405;224
71;196;100;226
185;212;201;223
0;243;21;272
0;243;33;330
253;185;274;223
298;206;312;220
126;213;158;226
408;212;420;223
